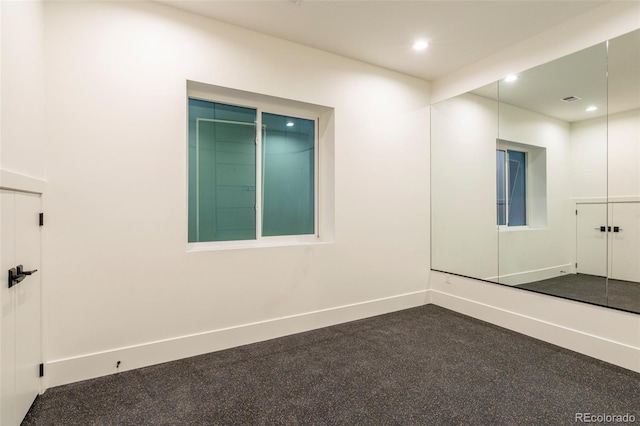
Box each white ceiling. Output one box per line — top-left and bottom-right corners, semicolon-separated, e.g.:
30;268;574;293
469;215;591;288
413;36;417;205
158;0;607;82
158;0;638;122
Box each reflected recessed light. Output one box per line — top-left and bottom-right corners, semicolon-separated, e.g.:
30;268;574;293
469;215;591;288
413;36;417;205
504;74;518;82
586;106;598;112
413;40;428;51
286;122;294;127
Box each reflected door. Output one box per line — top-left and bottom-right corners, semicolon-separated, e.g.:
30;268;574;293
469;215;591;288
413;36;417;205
610;202;640;282
576;203;607;277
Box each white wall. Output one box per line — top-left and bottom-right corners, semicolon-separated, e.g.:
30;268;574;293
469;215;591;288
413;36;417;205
430;3;640;373
0;0;45;179
42;1;431;386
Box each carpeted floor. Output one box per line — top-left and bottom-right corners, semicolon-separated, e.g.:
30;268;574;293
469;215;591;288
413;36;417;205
22;305;640;425
517;274;640;314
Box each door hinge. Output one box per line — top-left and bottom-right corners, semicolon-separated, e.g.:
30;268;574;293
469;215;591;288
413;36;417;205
39;212;44;226
39;363;44;377
575;263;578;268
575;209;578;215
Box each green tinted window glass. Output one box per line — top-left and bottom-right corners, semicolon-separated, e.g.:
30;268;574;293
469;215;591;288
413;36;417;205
188;99;256;242
261;113;315;236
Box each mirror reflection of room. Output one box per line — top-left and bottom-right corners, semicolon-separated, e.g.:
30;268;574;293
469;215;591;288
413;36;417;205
431;29;640;314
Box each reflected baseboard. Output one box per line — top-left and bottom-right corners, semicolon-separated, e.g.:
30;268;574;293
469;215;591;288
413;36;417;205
484;264;574;286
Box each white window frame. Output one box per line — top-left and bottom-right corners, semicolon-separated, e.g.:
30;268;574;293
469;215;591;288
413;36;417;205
497;148;527;228
497;139;548;231
187;84;329;251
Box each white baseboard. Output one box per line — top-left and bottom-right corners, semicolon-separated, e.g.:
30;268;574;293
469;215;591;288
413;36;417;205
487;263;574;286
44;286;639;389
431;289;640;373
45;290;430;388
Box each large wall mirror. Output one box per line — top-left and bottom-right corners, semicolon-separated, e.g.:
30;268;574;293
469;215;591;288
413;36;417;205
431;29;640;314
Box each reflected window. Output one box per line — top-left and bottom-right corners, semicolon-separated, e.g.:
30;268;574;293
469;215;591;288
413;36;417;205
497;149;527;226
188;98;316;243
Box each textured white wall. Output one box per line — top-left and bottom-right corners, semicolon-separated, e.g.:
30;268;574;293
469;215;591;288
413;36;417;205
42;1;430;385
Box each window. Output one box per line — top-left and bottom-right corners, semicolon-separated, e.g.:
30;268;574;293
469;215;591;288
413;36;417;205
261;113;315;237
188;98;316;243
497;149;527;226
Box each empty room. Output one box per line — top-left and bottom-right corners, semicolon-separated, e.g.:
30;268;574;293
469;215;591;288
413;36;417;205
1;0;639;424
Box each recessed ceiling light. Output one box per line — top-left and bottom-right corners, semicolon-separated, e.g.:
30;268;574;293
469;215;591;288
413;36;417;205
413;40;428;51
586;106;598;112
286;122;294;127
504;74;518;82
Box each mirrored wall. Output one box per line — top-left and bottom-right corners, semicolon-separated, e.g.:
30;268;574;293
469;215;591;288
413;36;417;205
431;29;640;314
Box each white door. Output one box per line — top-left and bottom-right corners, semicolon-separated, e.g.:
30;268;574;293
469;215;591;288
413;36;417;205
610;202;640;282
1;191;18;426
576;203;608;277
1;190;42;425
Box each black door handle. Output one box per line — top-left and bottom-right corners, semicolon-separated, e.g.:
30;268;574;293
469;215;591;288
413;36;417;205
16;265;37;276
8;265;38;288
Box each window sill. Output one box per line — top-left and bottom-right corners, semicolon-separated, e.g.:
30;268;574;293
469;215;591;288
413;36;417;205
187;236;333;252
498;226;546;232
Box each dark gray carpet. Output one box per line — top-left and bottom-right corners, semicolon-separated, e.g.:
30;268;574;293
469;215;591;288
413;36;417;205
517;274;640;314
22;305;640;425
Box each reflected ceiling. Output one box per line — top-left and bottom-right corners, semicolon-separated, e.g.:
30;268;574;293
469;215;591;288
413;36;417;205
471;30;640;123
609;29;640;116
